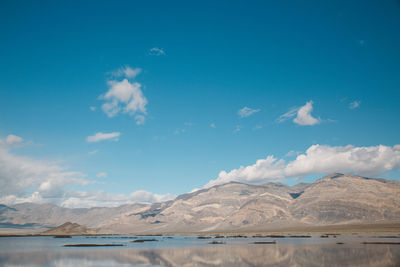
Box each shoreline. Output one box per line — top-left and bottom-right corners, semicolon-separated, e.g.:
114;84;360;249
1;222;399;237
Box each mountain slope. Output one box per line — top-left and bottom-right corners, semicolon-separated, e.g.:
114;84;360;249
0;174;399;233
43;222;96;235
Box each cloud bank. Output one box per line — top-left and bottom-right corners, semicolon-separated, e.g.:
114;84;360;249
59;190;175;208
205;144;400;188
0;144;88;202
0;135;175;208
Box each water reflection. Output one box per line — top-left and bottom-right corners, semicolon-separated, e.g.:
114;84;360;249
0;244;399;266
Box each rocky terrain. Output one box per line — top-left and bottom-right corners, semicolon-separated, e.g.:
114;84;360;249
0;173;399;233
43;222;96;235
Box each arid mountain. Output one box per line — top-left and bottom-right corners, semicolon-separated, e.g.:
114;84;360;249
43;222;96;235
0;174;399;233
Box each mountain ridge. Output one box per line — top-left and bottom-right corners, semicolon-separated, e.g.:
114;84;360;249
0;173;399;233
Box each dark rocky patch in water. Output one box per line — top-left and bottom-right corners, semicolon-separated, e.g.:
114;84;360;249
131;239;158;243
362;242;400;245
251;241;276;244
208;241;225;244
64;244;124;247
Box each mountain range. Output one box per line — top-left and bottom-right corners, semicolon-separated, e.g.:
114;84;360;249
0;173;399;234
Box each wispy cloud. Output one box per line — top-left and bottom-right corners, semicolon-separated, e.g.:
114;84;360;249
149;47;166;56
233;125;241;133
96;172;107;178
349;100;361;109
86;132;120;143
210;123;216;128
109;66;142;79
276;107;298;123
89;150;99;155
89;106;96;111
238;107;260;118
205;144;400;187
277;101;320;126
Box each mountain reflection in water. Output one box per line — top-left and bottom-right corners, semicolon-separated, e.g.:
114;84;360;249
0;244;399;267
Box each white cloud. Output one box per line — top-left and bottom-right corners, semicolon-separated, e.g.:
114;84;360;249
0;145;88;201
0;134;175;208
210;123;216;128
149;47;166;56
59;190;175;208
173;128;186;135
238;107;260;118
135;115;146;125
205;144;400;187
349;101;361;109
129;190;175;203
110;66;142;79
89;150;99;155
101;78;147;124
277;101;320;126
86;132;120;143
3;134;24;146
89;106;96;111
1;187;176;209
96;172;107;178
293;101;320;126
285;150;300;157
233;125;241;133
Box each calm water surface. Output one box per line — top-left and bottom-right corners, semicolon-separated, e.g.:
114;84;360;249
0;234;399;266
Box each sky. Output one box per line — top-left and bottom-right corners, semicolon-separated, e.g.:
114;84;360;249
0;0;399;208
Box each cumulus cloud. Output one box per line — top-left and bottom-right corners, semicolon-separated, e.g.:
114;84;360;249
110;66;142;79
238;107;260;118
149;47;166;56
1;134;24;147
349;101;361;109
277;101;320;126
205;144;400;188
293;101;320;126
96;172;107;178
86;132;120;143
101;78;148;123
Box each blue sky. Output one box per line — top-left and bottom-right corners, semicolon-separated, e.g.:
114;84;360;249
0;0;399;207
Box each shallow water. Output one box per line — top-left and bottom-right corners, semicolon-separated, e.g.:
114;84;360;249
0;234;399;266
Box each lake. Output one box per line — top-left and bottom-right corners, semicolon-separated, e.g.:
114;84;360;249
0;234;399;266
